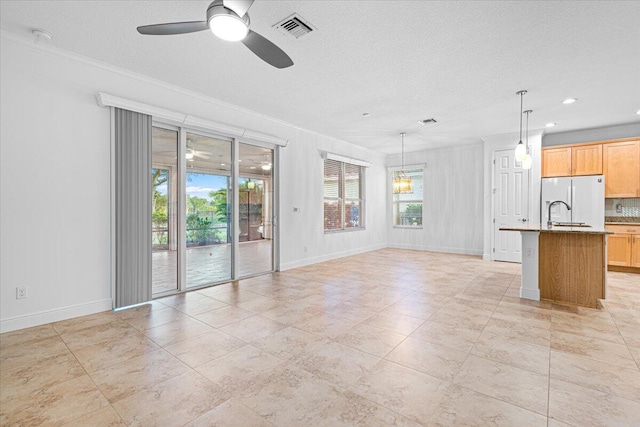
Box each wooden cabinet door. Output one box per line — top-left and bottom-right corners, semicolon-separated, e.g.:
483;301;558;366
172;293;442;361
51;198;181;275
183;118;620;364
603;140;640;197
542;147;572;177
572;144;602;176
632;235;640;268
608;234;631;266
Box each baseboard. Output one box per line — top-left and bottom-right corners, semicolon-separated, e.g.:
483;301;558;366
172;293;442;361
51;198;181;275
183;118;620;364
0;298;113;333
520;288;540;301
386;243;483;256
279;244;387;271
607;265;640;274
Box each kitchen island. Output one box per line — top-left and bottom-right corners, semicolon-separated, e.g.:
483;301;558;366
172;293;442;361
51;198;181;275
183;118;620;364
500;225;612;308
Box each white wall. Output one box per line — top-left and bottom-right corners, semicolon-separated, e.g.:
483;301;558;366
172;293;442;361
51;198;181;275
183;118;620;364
386;143;484;255
0;33;386;332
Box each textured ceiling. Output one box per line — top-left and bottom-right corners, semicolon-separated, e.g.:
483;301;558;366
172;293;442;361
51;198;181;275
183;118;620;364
1;0;639;154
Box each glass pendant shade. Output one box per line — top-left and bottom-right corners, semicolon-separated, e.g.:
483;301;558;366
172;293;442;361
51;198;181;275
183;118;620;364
522;153;532;170
247;179;255;190
393;175;413;193
515;140;527;162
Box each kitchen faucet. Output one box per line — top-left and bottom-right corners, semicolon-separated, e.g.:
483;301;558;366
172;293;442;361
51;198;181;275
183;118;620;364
547;200;571;228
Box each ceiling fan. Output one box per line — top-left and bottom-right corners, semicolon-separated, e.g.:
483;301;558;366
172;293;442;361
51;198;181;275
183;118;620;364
155;140;210;160
185;145;210;160
137;0;294;69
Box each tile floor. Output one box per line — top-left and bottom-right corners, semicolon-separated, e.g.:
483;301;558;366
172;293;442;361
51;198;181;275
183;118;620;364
2;249;640;426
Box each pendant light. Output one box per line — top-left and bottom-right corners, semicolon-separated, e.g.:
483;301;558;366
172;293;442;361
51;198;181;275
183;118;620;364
393;132;413;194
247;178;255;190
514;90;527;162
522;110;533;170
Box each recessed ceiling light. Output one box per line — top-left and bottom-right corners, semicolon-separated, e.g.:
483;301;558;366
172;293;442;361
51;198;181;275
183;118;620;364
238;159;242;162
262;164;272;171
250;166;256;169
562;98;577;104
221;163;225;166
418;118;437;125
636;110;640;115
545;122;556;128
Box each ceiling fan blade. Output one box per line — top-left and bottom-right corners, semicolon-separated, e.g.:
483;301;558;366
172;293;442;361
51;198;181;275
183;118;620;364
137;21;209;35
241;30;293;69
222;0;255;17
194;152;210;159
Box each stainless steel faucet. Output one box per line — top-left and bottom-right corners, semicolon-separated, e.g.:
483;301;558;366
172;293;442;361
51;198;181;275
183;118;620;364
547;200;571;228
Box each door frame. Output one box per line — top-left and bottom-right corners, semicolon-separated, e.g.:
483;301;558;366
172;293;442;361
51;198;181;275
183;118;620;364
492;148;529;262
148;121;280;297
483;131;543;262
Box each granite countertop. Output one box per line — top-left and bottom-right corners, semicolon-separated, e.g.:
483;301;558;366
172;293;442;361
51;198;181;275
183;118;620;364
605;217;640;225
500;224;613;234
605;221;640;226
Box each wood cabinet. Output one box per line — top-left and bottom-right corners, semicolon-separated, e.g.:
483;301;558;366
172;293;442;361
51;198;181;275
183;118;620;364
541;144;603;177
572;144;602;176
606;224;640;270
602;140;640;197
632;235;640;268
542;139;639;196
542;147;571;177
608;233;632;266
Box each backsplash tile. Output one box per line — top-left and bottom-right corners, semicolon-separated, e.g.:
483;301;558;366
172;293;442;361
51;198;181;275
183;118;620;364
605;198;640;223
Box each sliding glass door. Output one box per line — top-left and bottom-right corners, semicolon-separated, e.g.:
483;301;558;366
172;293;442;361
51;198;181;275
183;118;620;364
151;126;275;295
185;133;232;288
151;127;178;294
238;143;273;277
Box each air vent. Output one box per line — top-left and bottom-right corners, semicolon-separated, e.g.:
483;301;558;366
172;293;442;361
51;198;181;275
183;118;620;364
274;14;315;39
418;118;437;125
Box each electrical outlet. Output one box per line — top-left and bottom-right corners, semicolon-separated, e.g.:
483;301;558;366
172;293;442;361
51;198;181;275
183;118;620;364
16;286;27;299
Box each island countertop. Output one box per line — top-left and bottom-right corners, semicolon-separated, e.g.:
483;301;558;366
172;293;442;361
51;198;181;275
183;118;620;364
500;224;612;234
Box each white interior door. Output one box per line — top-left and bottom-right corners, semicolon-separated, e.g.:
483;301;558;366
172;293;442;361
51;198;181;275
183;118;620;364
493;149;529;263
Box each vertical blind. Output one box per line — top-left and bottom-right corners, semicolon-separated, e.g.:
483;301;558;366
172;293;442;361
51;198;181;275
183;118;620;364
114;108;152;308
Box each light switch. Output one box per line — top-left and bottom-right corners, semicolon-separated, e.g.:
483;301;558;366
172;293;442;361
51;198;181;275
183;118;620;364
293;207;301;213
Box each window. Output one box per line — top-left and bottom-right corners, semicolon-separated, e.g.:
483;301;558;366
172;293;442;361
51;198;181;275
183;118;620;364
393;168;423;227
324;159;364;231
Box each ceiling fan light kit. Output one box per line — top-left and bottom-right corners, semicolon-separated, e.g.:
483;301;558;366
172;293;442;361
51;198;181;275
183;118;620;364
208;3;250;41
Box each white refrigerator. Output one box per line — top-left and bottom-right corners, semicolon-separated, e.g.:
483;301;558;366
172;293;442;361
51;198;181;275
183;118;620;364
541;175;605;227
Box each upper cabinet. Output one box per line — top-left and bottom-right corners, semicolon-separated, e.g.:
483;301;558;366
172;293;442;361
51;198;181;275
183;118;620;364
571;144;602;176
542;138;640;198
602;140;640;197
541;144;601;177
542;147;571;177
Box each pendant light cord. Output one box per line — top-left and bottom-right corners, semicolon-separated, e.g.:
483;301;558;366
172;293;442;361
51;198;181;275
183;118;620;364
525;110;529;150
401;132;405;173
519;92;524;142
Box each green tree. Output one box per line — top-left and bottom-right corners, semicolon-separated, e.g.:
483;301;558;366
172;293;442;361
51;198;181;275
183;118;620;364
209;189;229;222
